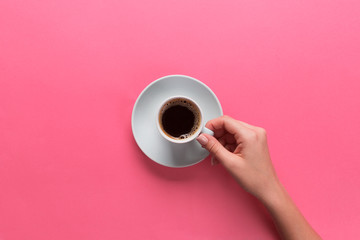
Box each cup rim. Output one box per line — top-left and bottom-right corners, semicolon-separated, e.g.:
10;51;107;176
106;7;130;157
156;95;203;144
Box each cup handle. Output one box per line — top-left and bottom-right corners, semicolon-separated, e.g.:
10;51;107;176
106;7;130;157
201;126;214;136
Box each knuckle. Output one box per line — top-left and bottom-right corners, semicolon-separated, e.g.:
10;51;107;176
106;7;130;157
258;127;267;137
245;131;257;141
245;128;267;142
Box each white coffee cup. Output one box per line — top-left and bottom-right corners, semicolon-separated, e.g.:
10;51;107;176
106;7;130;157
157;96;214;144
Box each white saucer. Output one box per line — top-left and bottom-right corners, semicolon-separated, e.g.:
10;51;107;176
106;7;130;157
131;75;223;168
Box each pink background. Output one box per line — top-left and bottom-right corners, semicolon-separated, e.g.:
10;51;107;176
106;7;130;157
1;0;359;239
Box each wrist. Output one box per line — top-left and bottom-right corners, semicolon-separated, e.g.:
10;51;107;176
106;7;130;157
258;179;288;210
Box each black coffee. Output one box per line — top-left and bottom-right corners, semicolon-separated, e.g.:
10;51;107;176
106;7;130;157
159;98;201;139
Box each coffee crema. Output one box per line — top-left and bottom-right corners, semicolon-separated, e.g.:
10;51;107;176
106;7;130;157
159;98;201;140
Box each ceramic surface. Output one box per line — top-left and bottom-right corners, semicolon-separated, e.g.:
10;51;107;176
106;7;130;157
132;75;223;167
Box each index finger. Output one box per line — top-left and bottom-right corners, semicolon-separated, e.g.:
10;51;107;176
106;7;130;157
205;115;253;142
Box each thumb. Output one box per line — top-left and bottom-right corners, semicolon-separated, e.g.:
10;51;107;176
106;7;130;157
196;134;234;164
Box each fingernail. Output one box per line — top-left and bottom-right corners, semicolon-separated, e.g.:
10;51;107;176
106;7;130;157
196;134;208;146
211;156;219;166
211;155;215;166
